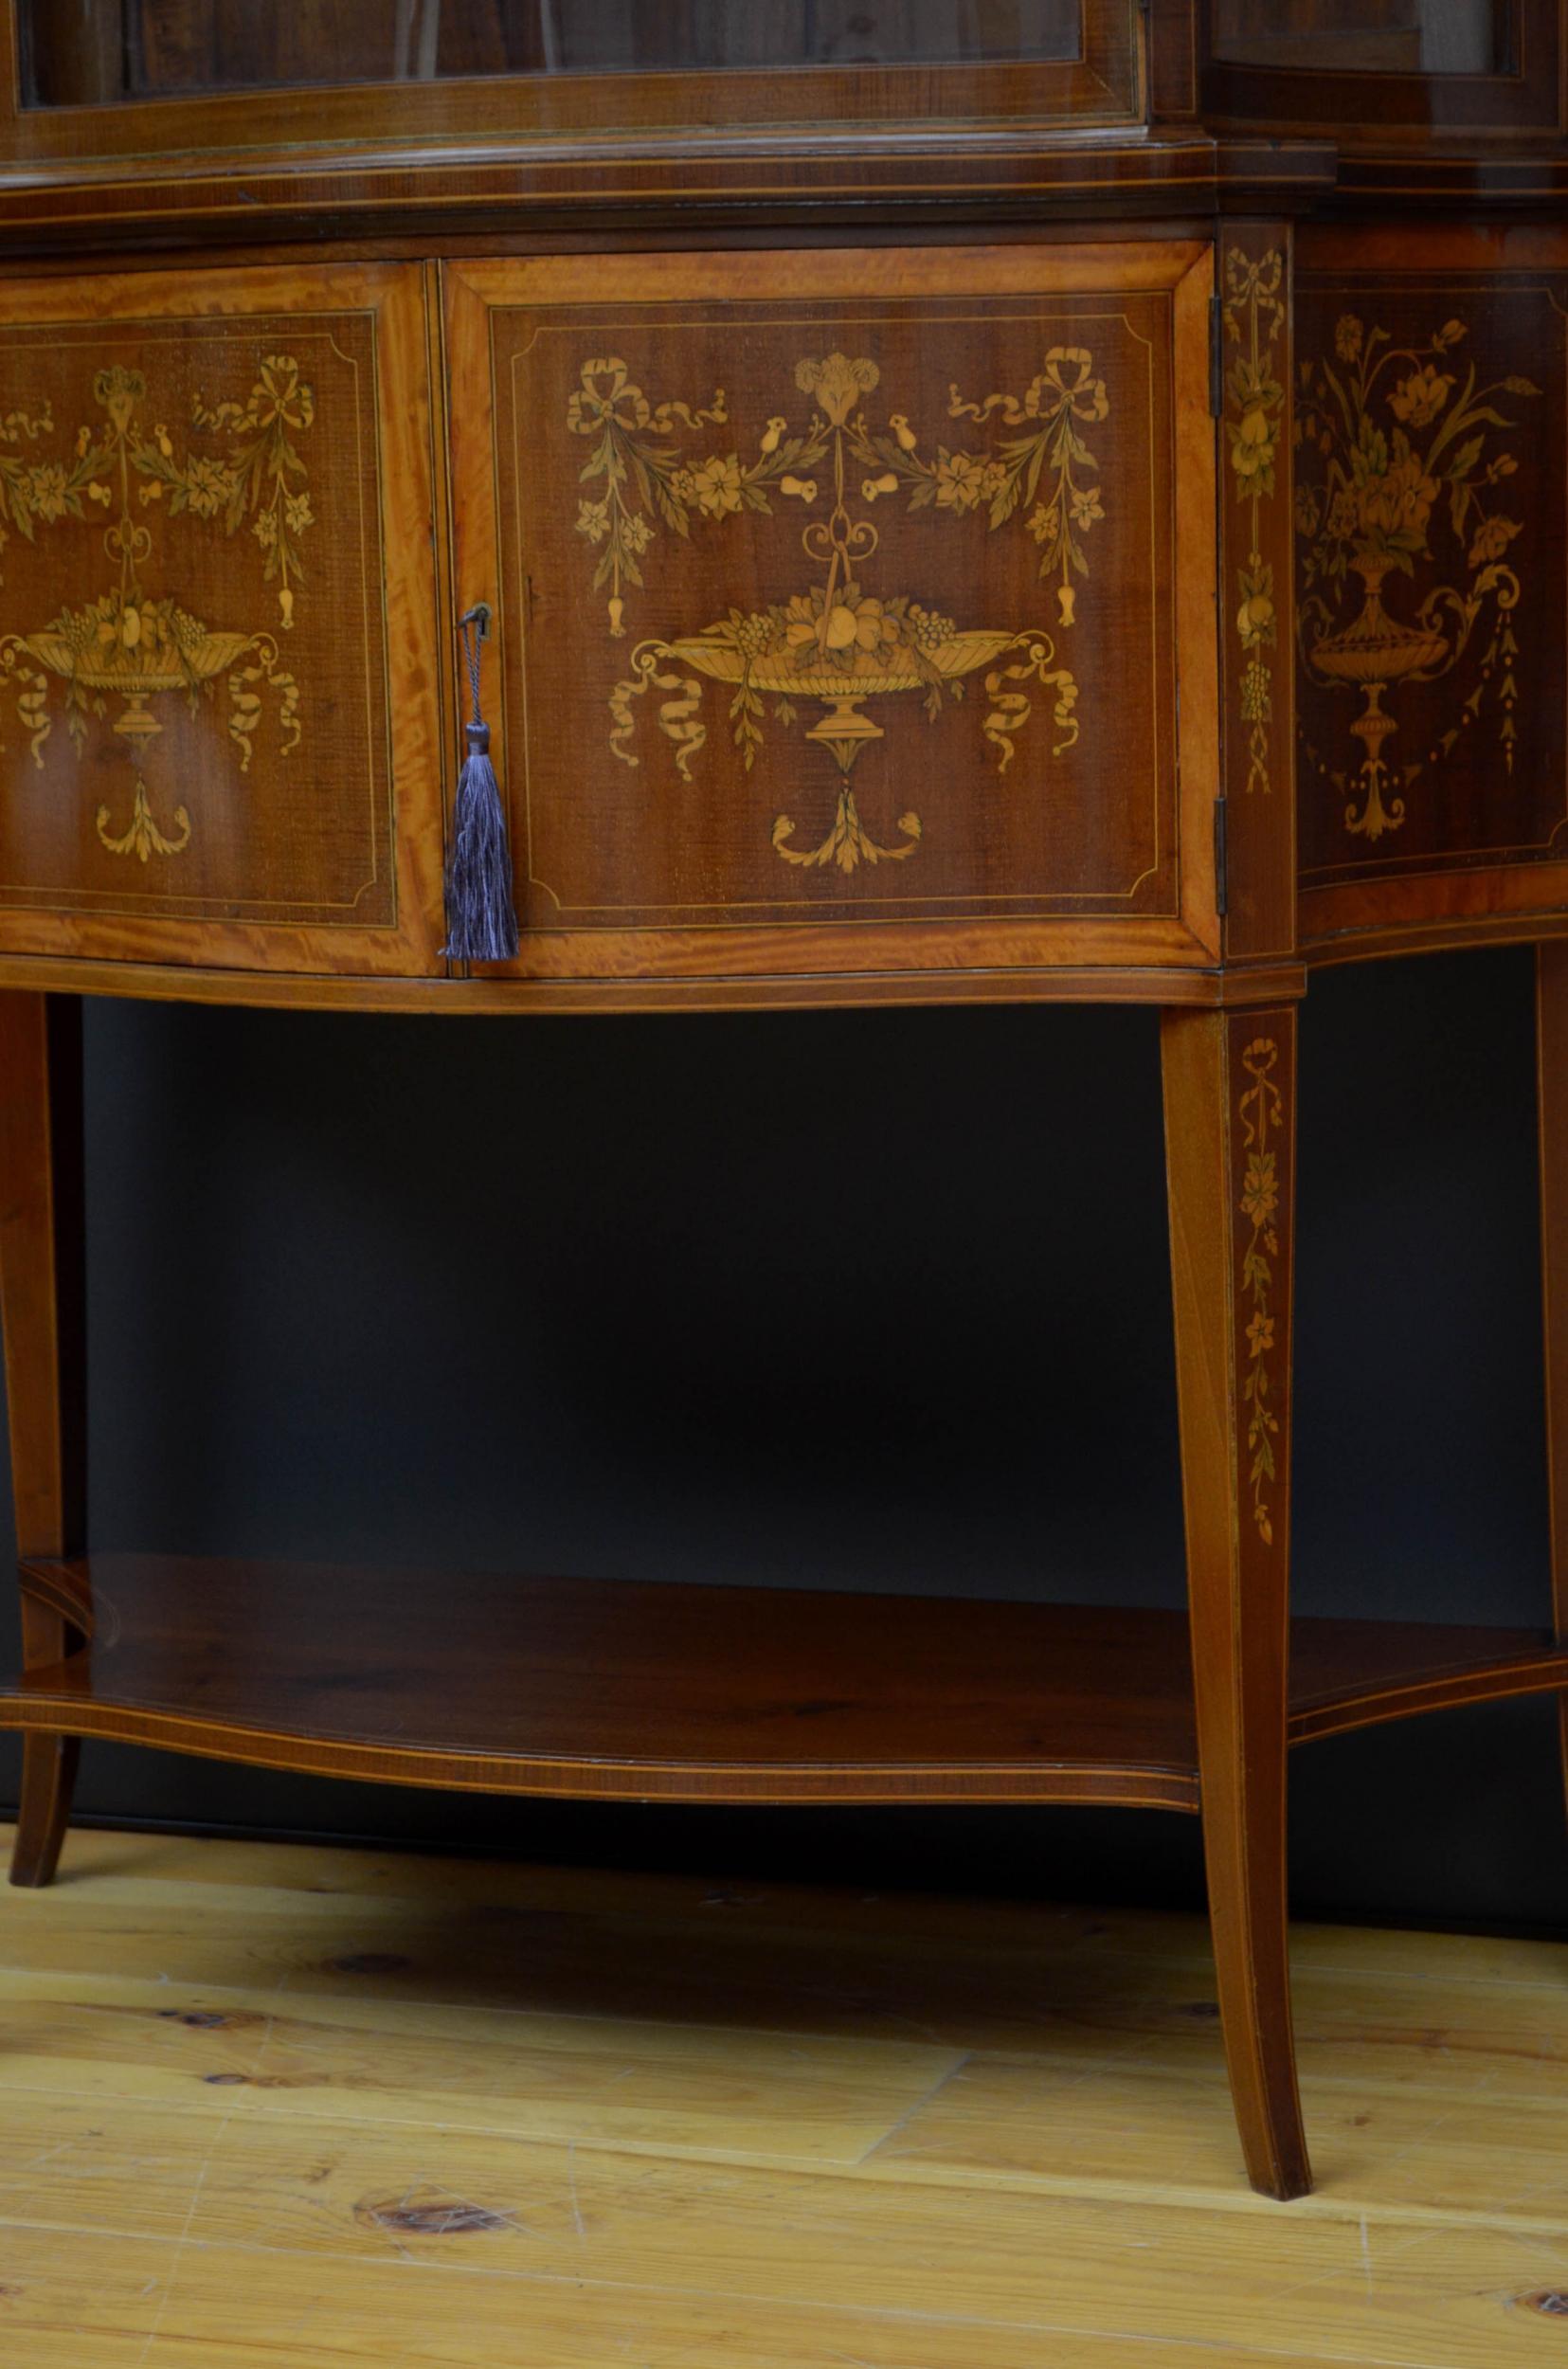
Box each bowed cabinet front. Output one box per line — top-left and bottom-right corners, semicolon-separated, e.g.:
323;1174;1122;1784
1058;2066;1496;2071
0;244;1221;1004
444;241;1220;1000
0;262;444;980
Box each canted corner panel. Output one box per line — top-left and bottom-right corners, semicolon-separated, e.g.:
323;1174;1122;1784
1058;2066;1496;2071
1294;250;1568;946
477;262;1192;962
0;270;441;973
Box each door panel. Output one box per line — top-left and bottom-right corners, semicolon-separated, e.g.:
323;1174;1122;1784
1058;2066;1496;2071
0;262;443;974
1295;226;1568;956
446;242;1218;987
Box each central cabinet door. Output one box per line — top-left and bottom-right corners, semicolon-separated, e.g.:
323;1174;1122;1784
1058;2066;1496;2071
445;243;1217;992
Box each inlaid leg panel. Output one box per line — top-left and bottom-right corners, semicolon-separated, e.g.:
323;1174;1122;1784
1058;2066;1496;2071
1162;1002;1308;2200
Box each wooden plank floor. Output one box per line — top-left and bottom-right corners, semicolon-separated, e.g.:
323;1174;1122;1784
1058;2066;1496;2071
1;1827;1566;2364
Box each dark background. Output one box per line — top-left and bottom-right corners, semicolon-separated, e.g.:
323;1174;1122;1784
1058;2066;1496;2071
3;943;1563;1930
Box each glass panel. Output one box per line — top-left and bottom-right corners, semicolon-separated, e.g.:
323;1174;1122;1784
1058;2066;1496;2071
21;0;1083;108
1210;0;1506;76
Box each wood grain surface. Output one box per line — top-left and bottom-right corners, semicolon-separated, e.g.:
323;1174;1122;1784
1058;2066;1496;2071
4;1554;1567;1814
1;1555;1210;1811
0;1824;1565;2365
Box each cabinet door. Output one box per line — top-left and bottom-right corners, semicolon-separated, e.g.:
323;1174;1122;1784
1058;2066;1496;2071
1294;226;1568;958
0;262;442;974
445;243;1218;999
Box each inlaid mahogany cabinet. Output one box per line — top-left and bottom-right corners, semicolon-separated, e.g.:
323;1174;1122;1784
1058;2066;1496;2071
0;0;1565;2204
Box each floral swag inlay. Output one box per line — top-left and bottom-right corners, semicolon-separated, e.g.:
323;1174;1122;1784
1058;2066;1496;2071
1239;1037;1284;1547
567;343;1108;873
0;353;313;861
1295;307;1538;842
1222;248;1286;801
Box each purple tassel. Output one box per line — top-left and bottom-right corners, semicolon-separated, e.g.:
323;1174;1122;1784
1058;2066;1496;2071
442;609;519;963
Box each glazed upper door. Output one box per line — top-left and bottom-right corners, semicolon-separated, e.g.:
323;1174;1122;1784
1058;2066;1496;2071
444;242;1217;992
0;262;443;974
1200;0;1561;135
1293;225;1568;958
1;4;1144;161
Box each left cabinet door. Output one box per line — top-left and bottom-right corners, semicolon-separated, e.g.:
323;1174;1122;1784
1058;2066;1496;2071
0;262;444;975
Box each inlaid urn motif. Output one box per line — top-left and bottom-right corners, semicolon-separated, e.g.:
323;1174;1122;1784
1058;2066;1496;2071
0;353;311;860
1295;309;1536;842
577;343;1104;874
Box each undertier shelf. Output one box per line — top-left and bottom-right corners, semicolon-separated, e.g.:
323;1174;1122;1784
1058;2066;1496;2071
5;1556;1567;1811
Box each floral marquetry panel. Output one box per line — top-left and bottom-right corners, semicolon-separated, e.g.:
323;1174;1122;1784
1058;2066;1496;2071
1294;228;1568;958
0;264;442;974
446;245;1219;987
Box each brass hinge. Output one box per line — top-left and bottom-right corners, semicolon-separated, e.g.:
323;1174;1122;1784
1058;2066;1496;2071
1209;294;1224;419
1214;796;1229;919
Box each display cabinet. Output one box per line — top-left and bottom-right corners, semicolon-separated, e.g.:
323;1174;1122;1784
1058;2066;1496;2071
0;0;1564;2206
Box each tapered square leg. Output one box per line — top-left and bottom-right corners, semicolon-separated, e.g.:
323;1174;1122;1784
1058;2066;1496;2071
0;992;88;1888
1162;1003;1309;2201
